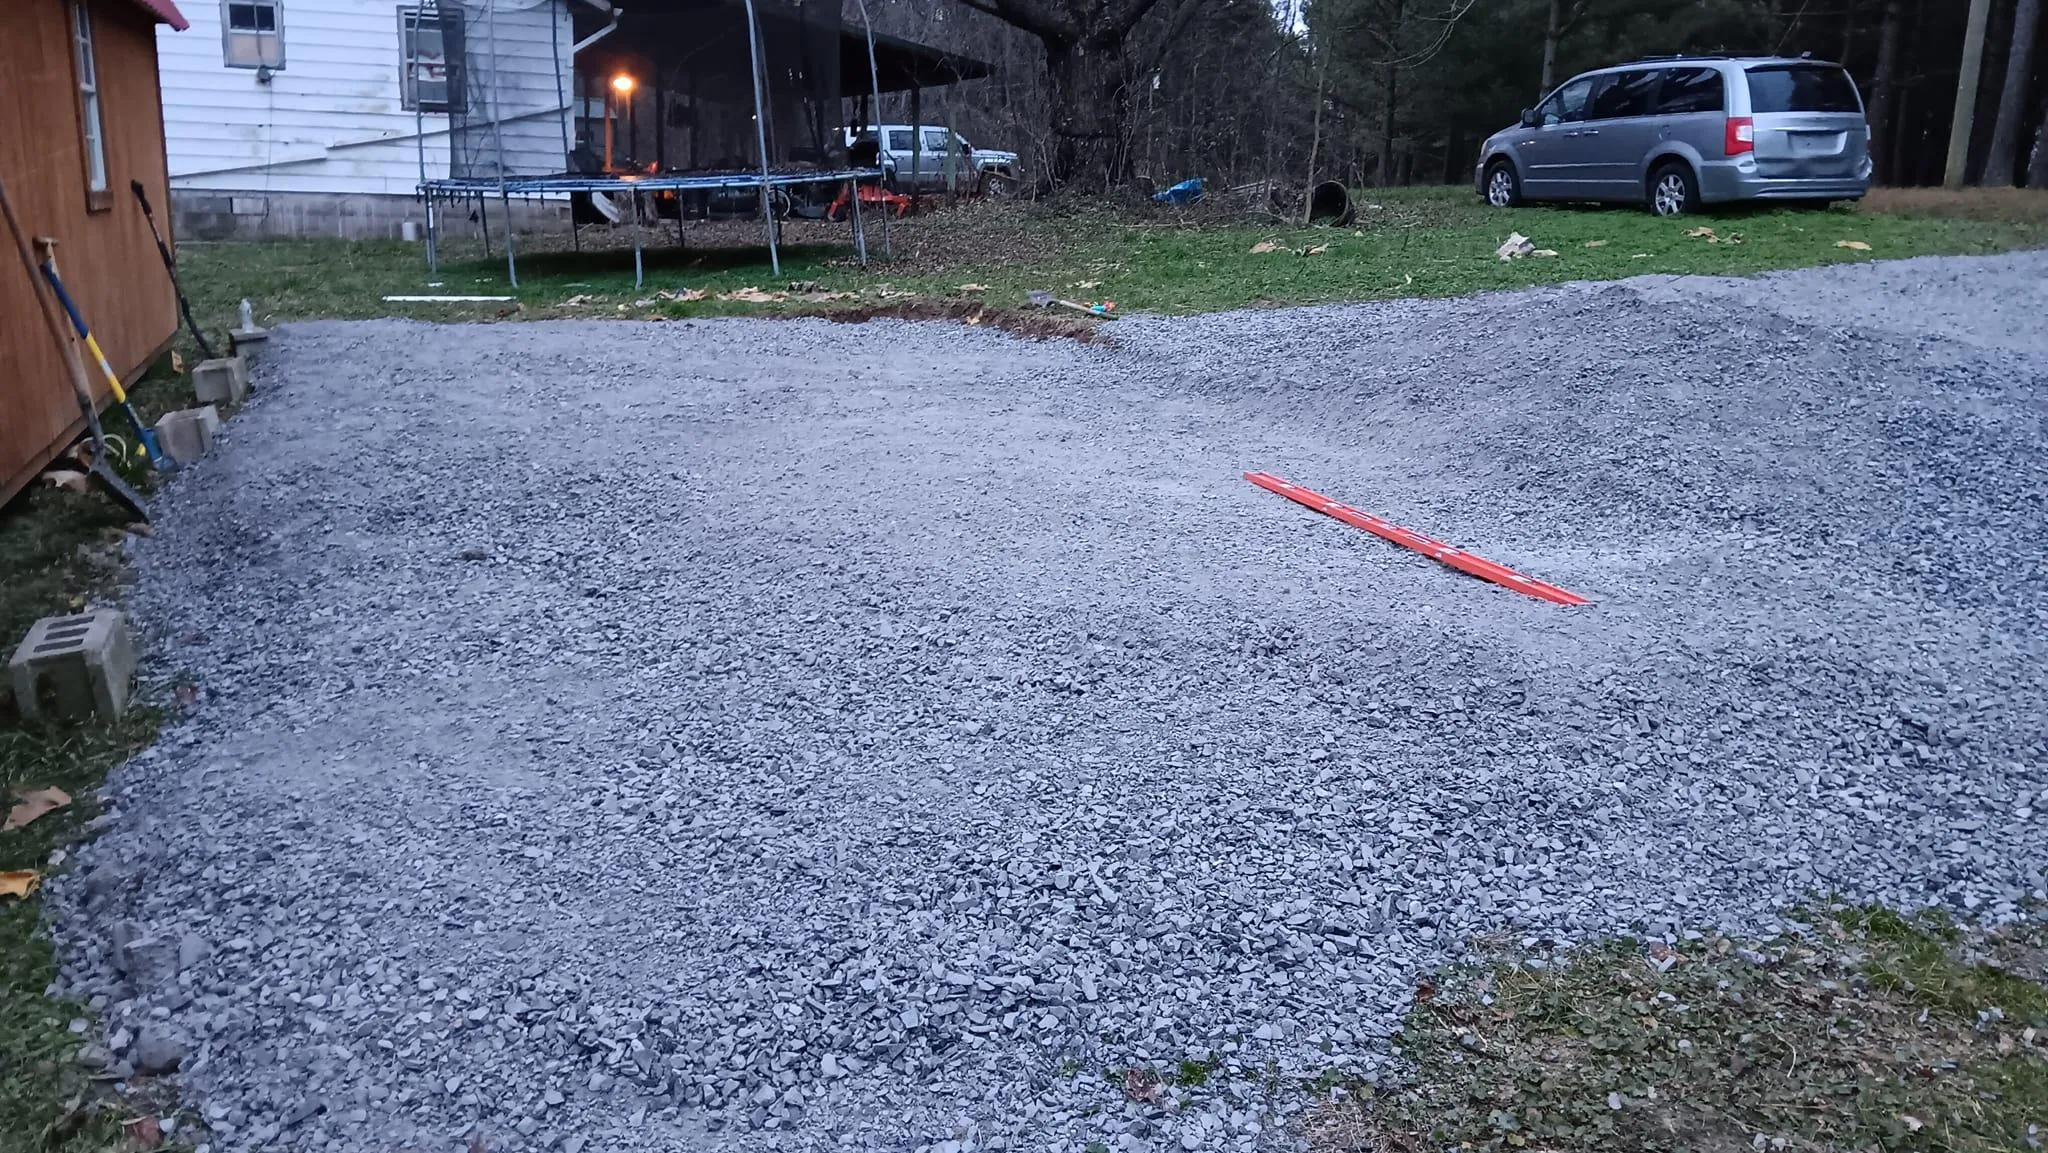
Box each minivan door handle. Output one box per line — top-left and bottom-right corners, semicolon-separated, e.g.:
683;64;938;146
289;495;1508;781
1578;129;1600;137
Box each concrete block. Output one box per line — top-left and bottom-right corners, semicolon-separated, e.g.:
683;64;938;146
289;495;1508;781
7;610;137;722
153;405;221;466
192;356;248;405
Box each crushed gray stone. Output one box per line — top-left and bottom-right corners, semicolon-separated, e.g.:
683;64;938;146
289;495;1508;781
47;251;2048;1152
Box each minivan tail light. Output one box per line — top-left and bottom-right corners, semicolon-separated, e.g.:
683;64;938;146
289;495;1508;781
1725;116;1755;156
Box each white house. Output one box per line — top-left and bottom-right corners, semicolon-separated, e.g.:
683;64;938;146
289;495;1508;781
158;0;580;237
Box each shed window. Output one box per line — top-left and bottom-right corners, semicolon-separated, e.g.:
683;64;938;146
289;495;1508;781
223;0;285;69
400;6;466;113
72;1;108;198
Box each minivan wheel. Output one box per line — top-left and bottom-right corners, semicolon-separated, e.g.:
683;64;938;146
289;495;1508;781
1648;162;1698;217
1484;162;1521;208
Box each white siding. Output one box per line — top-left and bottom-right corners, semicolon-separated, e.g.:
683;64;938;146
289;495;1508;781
158;0;571;197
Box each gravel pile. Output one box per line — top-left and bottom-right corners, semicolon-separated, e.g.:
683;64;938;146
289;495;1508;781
50;251;2048;1153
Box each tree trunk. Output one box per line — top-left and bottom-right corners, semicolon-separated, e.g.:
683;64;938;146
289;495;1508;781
1540;0;1563;97
2031;95;2048;186
1378;62;1399;186
1984;0;2042;185
1945;0;1994;188
1303;52;1327;219
1044;35;1134;191
1867;0;1904;183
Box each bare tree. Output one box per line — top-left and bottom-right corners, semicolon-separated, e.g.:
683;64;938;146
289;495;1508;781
1983;0;2041;186
1540;0;1587;97
1865;0;1905;183
2032;93;2048;185
946;0;1185;189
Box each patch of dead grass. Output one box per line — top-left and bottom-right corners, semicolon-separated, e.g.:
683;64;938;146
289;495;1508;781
1859;186;2048;225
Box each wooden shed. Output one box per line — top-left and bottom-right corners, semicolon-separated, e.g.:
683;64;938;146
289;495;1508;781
0;0;187;507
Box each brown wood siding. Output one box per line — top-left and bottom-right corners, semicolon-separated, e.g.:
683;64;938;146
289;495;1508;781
1;0;178;506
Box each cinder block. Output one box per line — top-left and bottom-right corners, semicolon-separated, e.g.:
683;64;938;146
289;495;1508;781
153;405;221;466
192;356;248;405
7;610;136;722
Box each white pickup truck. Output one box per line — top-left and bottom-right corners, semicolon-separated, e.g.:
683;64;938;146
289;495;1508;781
846;125;1019;194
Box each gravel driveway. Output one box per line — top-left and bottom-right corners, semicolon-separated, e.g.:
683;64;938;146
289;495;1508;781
54;252;2048;1153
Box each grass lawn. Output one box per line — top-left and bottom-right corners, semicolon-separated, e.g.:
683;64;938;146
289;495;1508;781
1304;907;2048;1153
0;183;2043;1151
164;185;2048;338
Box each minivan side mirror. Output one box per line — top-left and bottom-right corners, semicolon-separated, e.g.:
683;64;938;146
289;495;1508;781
1520;107;1540;128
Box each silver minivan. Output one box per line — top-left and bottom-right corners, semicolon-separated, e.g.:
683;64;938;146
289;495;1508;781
1475;56;1872;215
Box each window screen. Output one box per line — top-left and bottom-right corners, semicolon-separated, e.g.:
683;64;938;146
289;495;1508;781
222;0;284;69
399;6;465;113
1589;70;1661;120
1745;65;1861;113
1657;67;1726;114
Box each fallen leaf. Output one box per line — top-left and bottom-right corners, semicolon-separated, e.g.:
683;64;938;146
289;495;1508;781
1074;279;1102;290
558;294;595;307
40;470;90;494
1303;243;1330;256
123;1115;163;1149
1531;249;1560;258
956;283;989;294
1901;1114;1924;1132
1414;979;1437;1002
171;350;186;375
0;870;41;899
798;291;857;303
1631;252;1652;259
786;280;823;293
175;684;200;709
1249;239;1282;254
4;787;72;832
718;287;789;304
1583;239;1608;248
667;288;708;302
1686;226;1717;240
1121;1068;1164;1103
1836;239;1872;251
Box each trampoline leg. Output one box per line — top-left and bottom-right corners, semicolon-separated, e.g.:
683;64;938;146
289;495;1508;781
425;196;440;275
502;192;520;289
850;181;868;268
632;189;644;290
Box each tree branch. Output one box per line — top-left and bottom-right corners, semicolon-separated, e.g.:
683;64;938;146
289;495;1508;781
947;0;1071;42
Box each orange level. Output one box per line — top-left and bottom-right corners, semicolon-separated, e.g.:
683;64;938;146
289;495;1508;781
1245;471;1591;607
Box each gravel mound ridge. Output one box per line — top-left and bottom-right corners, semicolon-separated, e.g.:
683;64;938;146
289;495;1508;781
49;251;2048;1153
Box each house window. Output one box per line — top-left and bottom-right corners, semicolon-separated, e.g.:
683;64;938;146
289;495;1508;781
223;0;285;69
72;1;108;198
399;6;465;113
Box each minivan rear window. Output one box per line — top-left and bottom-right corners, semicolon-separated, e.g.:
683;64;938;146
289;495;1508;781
1745;64;1861;113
